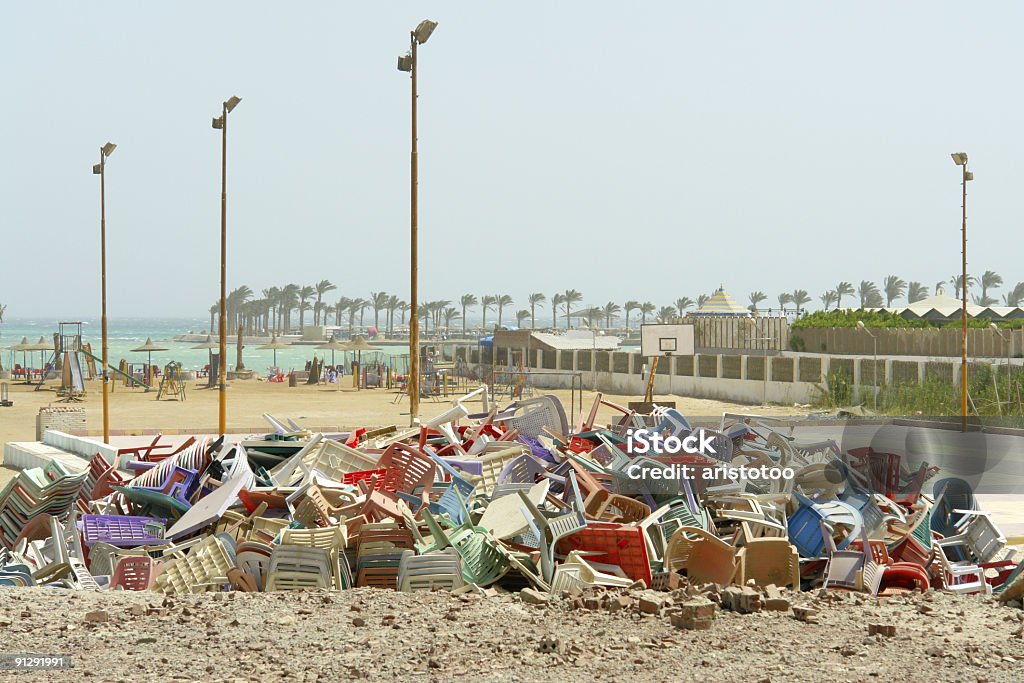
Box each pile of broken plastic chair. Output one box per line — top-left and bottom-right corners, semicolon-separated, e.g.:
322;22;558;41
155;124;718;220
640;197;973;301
2;386;1022;607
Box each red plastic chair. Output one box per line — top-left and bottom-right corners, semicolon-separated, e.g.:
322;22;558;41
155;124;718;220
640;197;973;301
111;555;157;591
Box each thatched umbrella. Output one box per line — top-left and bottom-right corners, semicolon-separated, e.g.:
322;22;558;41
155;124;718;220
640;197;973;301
316;338;349;367
192;335;220;375
257;336;291;368
346;336;380;390
25;336;54;382
5;337;30;380
131;337;168;370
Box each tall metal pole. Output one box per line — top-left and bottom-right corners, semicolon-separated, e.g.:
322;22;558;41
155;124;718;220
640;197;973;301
99;149;110;443
961;163;968;432
408;33;420;426
219;102;228;436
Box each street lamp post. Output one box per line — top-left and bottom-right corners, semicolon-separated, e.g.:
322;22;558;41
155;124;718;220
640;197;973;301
856;321;878;410
398;19;438;427
951;152;973;432
92;142;116;443
213;95;241;437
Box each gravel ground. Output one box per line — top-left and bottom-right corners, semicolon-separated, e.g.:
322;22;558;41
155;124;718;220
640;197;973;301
0;587;1021;683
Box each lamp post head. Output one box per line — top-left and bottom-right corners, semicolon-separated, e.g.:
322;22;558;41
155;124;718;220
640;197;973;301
101;142;117;157
856;321;866;330
397;53;413;72
990;322;999;332
92;163;102;175
413;19;438;44
951;152;968;166
224;96;241;113
965;171;974;181
212;116;224;130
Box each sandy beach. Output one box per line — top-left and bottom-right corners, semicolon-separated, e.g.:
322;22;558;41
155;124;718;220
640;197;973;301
0;377;801;487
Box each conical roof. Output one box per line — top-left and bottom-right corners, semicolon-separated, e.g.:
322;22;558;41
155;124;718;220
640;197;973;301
131;337;169;352
694;285;749;316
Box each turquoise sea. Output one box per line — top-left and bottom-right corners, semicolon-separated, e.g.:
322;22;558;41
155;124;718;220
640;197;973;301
0;318;408;376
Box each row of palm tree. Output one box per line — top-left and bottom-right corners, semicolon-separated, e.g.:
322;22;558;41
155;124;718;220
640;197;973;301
206;272;1024;338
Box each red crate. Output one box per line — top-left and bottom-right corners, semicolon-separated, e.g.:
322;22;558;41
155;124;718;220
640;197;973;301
556;522;651;585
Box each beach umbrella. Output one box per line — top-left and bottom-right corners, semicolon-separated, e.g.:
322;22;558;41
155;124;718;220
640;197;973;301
316;338;349;367
131;337;168;385
346;336;380;390
257;336;291;368
5;337;30;378
191;335;220;373
24;336;54;382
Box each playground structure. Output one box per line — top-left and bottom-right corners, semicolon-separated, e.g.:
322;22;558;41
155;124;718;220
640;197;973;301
157;361;187;401
57;322;88;401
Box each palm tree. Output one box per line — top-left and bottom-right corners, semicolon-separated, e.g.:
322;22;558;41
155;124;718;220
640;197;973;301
459;294;478;337
280;284;300;333
443;307;461;331
297;285;315;330
858;281;880;308
495;294;513;327
209;302;219;334
639;302;656;325
562;289;583;328
528;293;546;329
949;274;976;299
777;292;793;312
674;297;694;317
227;285;253;334
696;294;710;308
657;306;676;323
385;295;400;335
790;290;810;316
819;290;837;310
1002;282;1024;307
369;291;389;331
515;309;530;327
312;279;336;326
398;301;409;325
480;295;497;331
972;292;999;307
834;281;854;309
907;281;928;304
602;301;621;328
623;300;640;329
748;291;767;313
351;297;368;330
263;287;280;333
882;275;906;307
981;270;1003;302
551;293;565;329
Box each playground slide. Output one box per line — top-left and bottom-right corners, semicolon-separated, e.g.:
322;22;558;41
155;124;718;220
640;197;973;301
67;352;85;393
79;348;150;389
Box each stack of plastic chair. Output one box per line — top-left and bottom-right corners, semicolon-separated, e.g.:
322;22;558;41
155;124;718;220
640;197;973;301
355;523;414;589
265;545;333;591
397;548;464;592
87;541;150;578
0;460;88;548
279;526;350;589
493;394;569;441
77;452;129;513
111;554;157;591
153;534;234;594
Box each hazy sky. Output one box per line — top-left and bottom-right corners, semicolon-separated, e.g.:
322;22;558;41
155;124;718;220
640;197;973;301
3;2;1023;321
